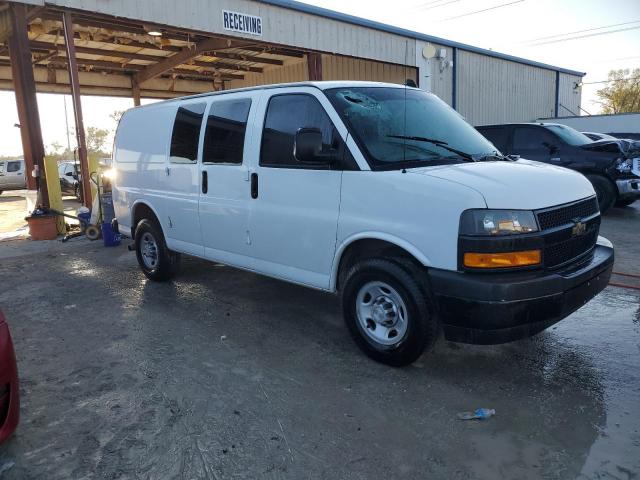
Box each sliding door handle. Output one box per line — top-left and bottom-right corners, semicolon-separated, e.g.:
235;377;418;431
250;172;258;199
202;170;208;194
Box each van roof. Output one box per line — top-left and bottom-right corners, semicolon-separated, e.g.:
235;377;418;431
136;81;413;108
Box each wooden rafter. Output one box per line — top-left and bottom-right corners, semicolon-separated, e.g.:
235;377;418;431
135;36;251;84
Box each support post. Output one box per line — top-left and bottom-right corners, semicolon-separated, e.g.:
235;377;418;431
132;77;141;106
307;52;322;81
7;3;48;205
62;12;92;209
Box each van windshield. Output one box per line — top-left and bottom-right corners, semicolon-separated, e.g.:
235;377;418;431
324;87;498;170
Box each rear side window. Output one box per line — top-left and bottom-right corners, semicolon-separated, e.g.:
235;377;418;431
202;99;251;164
6;161;21;173
513;127;556;150
170;103;206;163
478;127;509;152
260;94;337;168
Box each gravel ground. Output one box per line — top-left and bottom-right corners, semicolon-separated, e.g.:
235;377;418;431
0;204;638;479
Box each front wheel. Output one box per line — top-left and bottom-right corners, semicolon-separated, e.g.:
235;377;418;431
586;175;616;213
134;219;180;281
341;258;439;366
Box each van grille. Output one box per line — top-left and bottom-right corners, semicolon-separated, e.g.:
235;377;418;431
544;228;599;268
535;197;600;268
536;197;599;231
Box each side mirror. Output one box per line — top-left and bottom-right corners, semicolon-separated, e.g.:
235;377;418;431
65;171;74;177
543;142;559;154
294;128;335;164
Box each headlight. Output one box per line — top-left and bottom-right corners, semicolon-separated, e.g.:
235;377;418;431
459;209;538;236
616;158;632;173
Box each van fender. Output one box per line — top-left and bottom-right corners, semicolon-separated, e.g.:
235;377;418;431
130;199;165;238
330;232;432;292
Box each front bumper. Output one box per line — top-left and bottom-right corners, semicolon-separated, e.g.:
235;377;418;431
616;178;640;200
428;238;614;344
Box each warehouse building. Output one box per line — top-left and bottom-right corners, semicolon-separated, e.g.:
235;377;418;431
0;0;584;203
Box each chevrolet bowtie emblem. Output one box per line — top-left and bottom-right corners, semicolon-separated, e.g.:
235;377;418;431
571;218;587;236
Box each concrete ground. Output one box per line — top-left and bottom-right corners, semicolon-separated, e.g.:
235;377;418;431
0;191;81;240
0;204;638;480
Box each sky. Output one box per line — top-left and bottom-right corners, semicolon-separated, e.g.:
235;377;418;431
0;0;639;157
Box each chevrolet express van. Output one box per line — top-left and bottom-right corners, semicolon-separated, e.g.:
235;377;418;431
112;82;614;366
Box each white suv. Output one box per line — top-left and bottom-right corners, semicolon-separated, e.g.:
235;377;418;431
112;82;614;366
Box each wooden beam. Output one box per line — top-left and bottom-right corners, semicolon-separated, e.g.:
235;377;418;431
307;52;322;81
131;76;140;106
135;36;246;84
0;60;244;81
29;39;263;73
62;12;92;210
7;3;45;195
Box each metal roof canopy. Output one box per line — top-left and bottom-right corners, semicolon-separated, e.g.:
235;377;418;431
0;3;313;99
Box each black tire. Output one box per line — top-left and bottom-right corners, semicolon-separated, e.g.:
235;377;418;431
134;218;180;281
586;175;616;213
341;258;439;366
615;198;636;208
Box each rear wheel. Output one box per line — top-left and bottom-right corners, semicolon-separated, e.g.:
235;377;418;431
341;258;439;366
134;219;180;281
586;175;616;213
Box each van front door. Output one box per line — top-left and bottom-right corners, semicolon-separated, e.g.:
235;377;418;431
248;90;346;289
164;101;206;256
198;94;256;263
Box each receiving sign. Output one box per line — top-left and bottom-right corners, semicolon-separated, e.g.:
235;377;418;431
222;10;263;36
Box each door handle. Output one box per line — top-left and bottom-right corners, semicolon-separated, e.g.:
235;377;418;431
250;173;258;199
202;170;208;194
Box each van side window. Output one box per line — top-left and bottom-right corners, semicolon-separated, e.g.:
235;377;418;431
479;127;509;152
513;127;556;150
6;161;21;173
203;99;251;164
170;103;206;164
260;94;337;168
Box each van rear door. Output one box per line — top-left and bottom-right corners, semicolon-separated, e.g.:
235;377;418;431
164;101;207;256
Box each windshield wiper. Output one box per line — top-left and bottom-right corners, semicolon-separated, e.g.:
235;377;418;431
386;135;476;162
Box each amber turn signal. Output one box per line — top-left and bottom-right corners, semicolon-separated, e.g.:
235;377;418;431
463;250;541;268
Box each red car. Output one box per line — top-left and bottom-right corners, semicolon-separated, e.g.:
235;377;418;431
0;310;19;443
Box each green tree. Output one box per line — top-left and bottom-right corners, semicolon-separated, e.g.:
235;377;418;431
595;68;640;114
85;127;110;154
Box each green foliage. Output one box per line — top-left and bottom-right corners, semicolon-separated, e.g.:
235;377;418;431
595;69;640;114
45;126;111;165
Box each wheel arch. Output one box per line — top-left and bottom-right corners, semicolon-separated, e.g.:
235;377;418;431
331;233;431;292
131;200;163;239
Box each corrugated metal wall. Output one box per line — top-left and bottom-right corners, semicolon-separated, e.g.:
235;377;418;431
321;55;416;84
558;73;582;117
428;44;454;106
40;0;415;66
456;50;556;125
227;54;417;89
226;60;308;89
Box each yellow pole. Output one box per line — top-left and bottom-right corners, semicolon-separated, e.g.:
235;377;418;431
88;155;100;203
43;157;66;234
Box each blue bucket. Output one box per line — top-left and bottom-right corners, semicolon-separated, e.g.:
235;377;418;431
77;211;91;231
101;221;121;247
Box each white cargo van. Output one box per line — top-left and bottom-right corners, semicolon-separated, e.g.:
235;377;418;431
113;82;614;366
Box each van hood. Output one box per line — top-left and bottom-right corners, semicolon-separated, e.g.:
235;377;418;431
408;159;595;209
